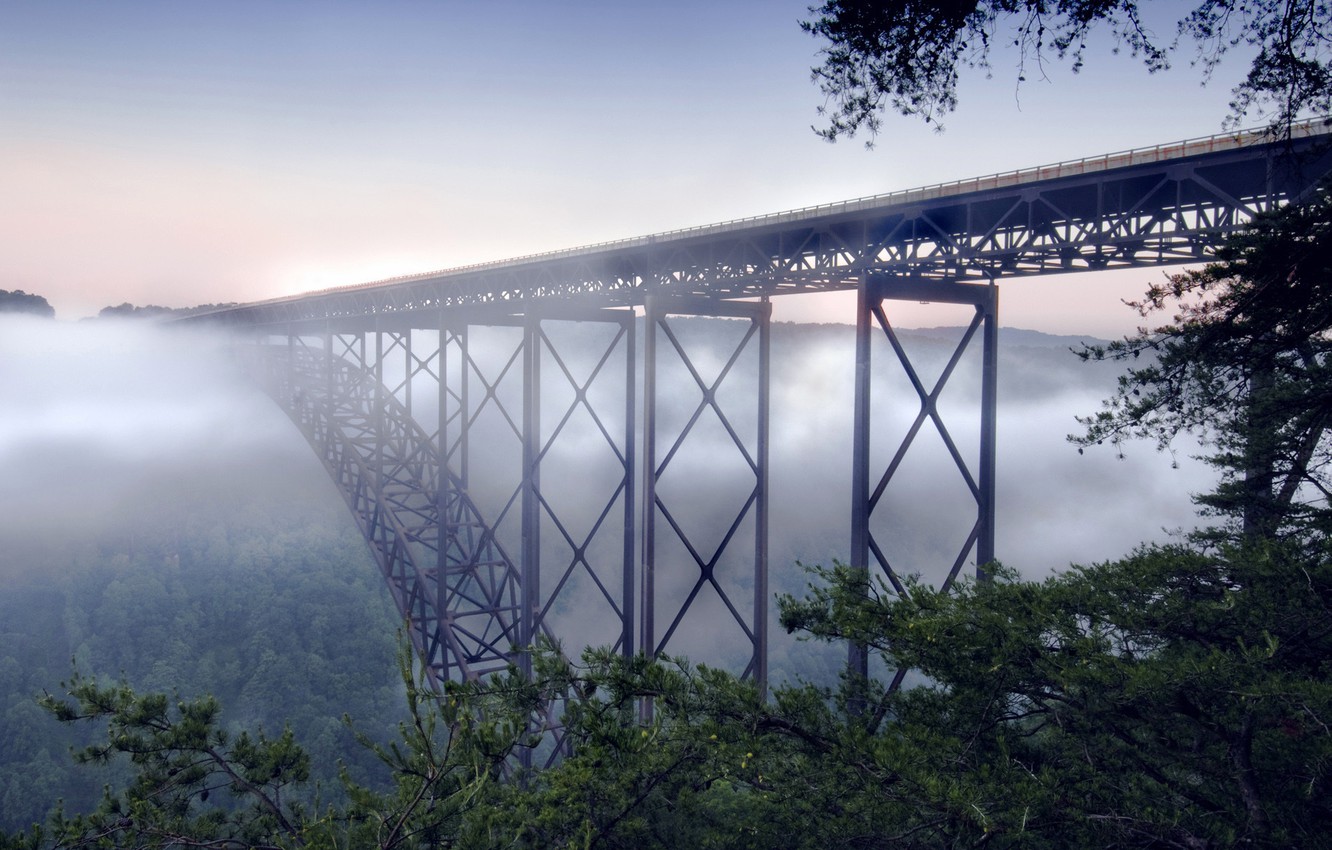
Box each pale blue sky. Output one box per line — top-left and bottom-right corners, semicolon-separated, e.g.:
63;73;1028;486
1;1;1253;330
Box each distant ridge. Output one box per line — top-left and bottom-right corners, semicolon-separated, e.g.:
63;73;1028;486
898;325;1111;349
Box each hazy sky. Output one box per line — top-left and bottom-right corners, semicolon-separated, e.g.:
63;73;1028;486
2;1;1253;330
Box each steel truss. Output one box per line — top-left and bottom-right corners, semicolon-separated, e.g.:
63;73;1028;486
850;275;997;686
256;306;638;692
440;306;637;676
254;332;520;688
642;296;770;686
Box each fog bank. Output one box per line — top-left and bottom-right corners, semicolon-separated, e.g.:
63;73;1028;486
0;315;1215;682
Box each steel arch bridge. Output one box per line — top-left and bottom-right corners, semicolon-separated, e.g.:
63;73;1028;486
191;123;1332;691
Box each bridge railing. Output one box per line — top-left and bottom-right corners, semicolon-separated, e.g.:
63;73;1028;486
263;121;1324;305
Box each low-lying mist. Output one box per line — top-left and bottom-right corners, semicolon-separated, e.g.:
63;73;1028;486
0;312;1214;687
0;316;350;584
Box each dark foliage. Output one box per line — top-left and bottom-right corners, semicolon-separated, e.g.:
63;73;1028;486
1075;182;1332;542
0;290;55;318
804;1;1332;143
0;496;405;834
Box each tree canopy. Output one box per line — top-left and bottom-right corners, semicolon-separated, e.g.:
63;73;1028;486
0;290;54;318
1074;182;1332;543
10;541;1330;848
803;1;1332;143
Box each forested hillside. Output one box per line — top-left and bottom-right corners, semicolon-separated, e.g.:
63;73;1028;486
0;312;1215;839
0;317;408;831
0;458;404;831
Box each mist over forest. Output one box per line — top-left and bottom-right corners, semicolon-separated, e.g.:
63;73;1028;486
0;311;1213;830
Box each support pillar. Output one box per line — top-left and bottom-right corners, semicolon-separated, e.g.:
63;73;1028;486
849;274;999;683
641;295;770;689
520;315;541;681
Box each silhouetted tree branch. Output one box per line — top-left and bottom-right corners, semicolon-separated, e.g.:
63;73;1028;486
804;1;1332;144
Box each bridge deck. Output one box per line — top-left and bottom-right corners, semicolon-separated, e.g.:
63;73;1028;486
190;122;1332;329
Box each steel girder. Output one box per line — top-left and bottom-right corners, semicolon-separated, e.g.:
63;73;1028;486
436;307;637;677
187;125;1332;331
849;276;998;687
254;306;638;691
258;332;524;687
642;296;770;687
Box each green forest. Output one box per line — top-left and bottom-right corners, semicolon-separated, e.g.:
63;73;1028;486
0;481;407;832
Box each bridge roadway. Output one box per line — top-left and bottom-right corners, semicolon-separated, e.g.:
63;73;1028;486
193;124;1332;696
199;122;1332;328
